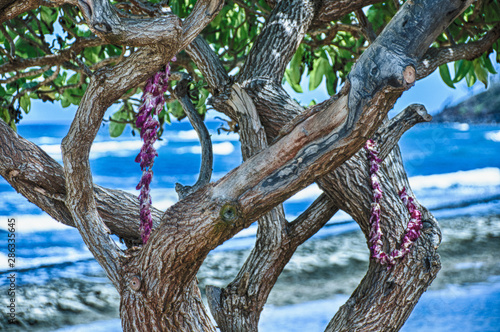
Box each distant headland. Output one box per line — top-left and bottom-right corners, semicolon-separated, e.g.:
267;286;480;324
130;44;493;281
433;83;500;124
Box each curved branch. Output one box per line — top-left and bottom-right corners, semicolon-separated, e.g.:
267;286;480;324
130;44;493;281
75;0;222;49
372;104;432;159
77;0;182;47
186;36;231;96
416;23;500;80
0;0;72;24
180;0;224;50
312;0;384;28
61;44;175;287
207;83;291;331
0;37;105;75
355;8;377;43
9;66;60;107
0;65;50;84
173;75;213;199
319;109;437;332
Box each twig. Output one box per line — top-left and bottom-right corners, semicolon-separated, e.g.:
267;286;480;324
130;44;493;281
0;65;51;84
6;21;47;55
372;104;431;160
10;66;60;108
0;37;104;75
355;9;377;43
0;25;15;59
71;51;93;77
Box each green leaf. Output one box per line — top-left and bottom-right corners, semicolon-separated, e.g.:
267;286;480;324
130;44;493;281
83;46;102;64
453;60;471;83
465;67;477;87
309;51;331;91
19;94;31;113
168;100;186;120
473;59;489;88
289;44;305;85
37;85;57;101
482;55;497;74
160;108;171;125
196;88;209;115
40;7;57;26
109;121;126;138
439;64;455;88
2;107;11;124
61;98;71;108
67;73;80;85
284;70;303;93
109;106;129;137
22;81;39;90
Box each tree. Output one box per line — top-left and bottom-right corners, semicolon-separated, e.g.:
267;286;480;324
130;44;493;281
1;0;499;330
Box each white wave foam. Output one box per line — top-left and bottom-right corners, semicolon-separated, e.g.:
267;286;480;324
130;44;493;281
0;247;93;272
36;136;61;144
287;184;322;202
0;253;9;270
0;214;71;233
165;129;239;142
409;167;500;190
265;168;500;206
451;123;470;131
175;142;235;155
39;140;167;161
485;130;500;142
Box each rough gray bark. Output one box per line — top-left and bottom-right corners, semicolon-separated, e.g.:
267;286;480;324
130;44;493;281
0;0;484;331
174;75;214;199
188;0;470;331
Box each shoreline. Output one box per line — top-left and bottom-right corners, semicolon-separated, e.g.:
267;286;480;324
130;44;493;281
1;214;499;331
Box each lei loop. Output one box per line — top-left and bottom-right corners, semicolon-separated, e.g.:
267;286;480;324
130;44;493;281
364;139;423;268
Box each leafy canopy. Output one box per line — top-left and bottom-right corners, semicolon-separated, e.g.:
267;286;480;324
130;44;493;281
0;0;499;133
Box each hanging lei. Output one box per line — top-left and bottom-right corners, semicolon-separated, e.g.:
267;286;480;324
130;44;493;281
135;57;176;244
364;139;423;267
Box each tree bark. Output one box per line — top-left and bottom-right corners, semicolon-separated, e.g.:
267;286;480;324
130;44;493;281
189;0;470;330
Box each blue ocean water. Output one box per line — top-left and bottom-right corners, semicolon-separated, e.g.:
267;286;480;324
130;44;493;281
0;120;499;331
0;121;500;284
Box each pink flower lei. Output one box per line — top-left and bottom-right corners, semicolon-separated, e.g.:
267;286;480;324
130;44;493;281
135;58;176;244
364;139;423;267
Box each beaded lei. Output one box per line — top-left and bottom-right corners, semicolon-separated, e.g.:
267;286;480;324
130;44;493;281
364;139;422;267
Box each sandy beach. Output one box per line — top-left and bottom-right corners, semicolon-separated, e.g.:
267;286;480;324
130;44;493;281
1;214;499;331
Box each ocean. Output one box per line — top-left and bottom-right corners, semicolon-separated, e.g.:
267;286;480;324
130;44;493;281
1;119;499;331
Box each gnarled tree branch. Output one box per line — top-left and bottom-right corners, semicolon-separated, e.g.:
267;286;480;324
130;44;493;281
174;74;213;199
417;23;500;80
0;37;105;75
77;0;182;47
180;0;224;49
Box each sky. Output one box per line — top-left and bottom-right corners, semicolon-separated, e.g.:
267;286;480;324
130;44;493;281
21;61;496;125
